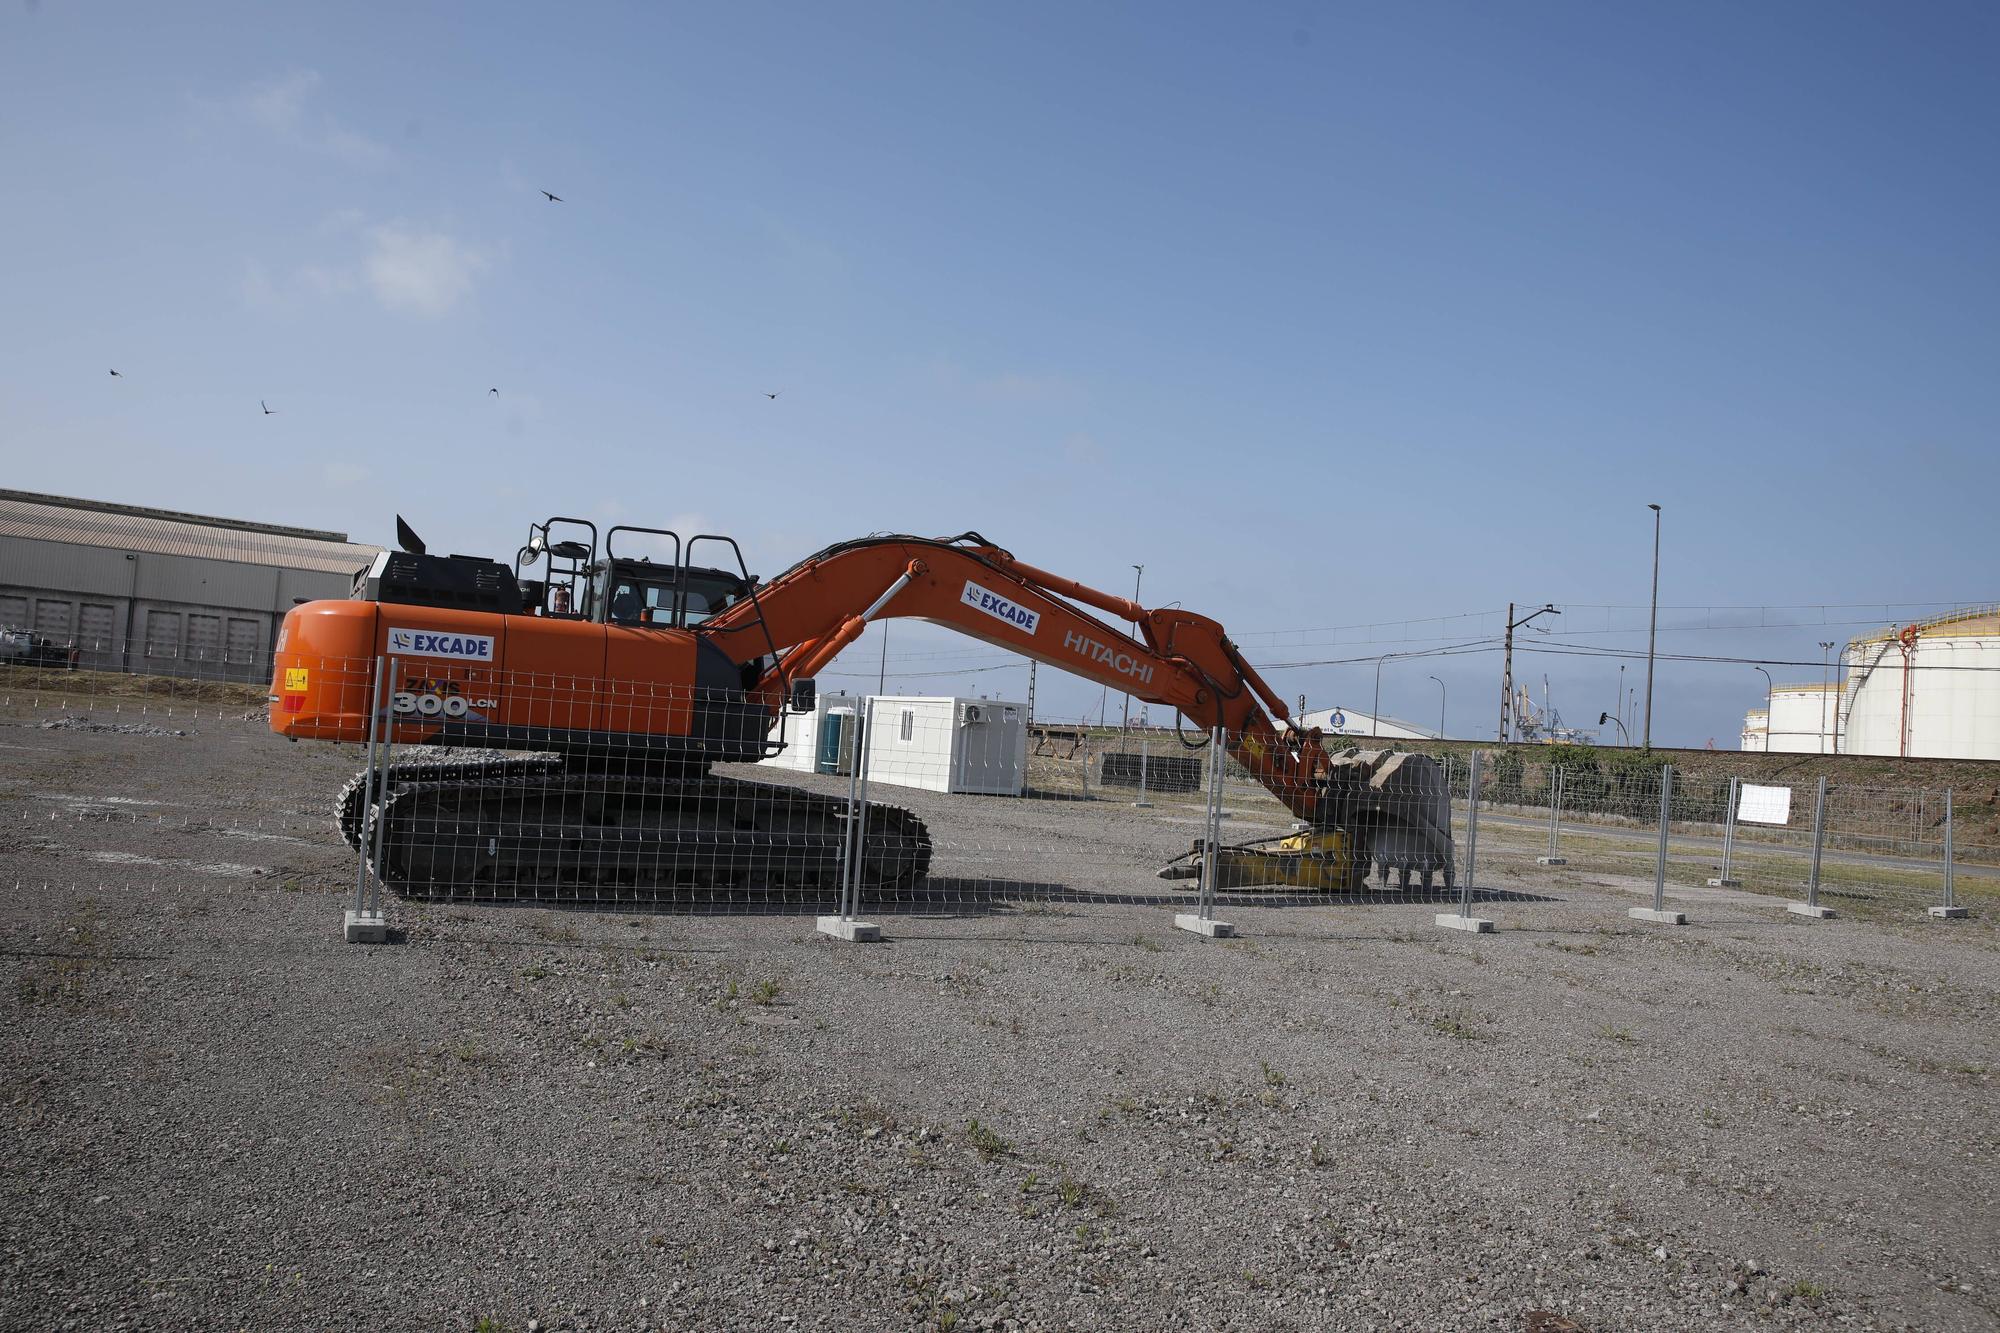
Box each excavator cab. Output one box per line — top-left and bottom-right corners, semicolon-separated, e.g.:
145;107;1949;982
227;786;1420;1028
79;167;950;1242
515;518;759;630
591;560;751;628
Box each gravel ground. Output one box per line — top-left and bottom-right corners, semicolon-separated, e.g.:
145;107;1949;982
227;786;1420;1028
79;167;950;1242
2;707;1997;1332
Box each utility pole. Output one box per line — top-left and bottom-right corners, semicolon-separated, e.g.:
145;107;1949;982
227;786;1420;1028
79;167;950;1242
1026;660;1036;727
1501;603;1559;742
876;623;889;696
1643;503;1662;749
1819;641;1834;754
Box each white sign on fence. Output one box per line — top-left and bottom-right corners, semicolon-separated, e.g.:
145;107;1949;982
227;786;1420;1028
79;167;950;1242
1737;782;1793;826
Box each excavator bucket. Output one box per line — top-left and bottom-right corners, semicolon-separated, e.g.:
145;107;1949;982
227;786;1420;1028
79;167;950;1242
1326;749;1457;889
1159;749;1456;893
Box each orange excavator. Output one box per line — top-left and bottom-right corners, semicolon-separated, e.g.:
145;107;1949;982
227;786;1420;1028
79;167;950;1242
270;517;1452;898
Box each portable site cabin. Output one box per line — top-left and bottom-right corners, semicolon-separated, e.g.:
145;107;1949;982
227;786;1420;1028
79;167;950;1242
867;696;1026;796
760;693;1028;794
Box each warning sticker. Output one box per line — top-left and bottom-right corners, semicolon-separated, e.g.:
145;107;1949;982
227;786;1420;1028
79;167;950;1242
284;667;310;693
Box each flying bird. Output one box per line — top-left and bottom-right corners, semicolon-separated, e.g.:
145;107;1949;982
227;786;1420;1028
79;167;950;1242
489;388;499;396
765;392;780;400
541;190;562;203
261;399;277;415
108;369;122;377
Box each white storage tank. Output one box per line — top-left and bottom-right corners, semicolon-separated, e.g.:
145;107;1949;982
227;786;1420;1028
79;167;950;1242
1740;709;1768;752
1765;684;1839;753
865;696;1027;796
1840;607;2000;760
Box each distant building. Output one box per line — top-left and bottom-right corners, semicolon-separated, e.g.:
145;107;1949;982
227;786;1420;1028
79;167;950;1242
0;489;379;679
1299;706;1437;742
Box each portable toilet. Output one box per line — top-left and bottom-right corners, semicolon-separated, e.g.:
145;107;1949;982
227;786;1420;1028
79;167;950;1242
759;692;868;775
816;706;861;775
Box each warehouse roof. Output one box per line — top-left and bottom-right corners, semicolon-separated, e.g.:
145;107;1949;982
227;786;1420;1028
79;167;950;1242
0;489;380;575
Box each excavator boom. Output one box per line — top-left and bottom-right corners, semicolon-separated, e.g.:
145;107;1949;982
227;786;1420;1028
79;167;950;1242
704;533;1335;824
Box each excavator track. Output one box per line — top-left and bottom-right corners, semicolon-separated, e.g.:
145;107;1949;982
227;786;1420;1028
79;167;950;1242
336;758;930;901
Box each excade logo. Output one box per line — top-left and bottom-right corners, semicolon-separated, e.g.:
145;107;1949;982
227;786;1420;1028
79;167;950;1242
387;627;496;662
1063;629;1154;684
960;581;1040;635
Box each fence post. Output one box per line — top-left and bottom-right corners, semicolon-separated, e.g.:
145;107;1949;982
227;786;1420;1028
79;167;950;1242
1175;726;1235;937
1789;775;1836;919
344;655;391;942
1708;775;1742;887
1438;750;1493;932
1537;766;1567;866
1134;722;1152;809
1930;787;1969;918
1631;762;1686;924
818;696;882;941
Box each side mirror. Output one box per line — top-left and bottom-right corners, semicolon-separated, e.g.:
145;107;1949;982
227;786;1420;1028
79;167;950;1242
789;678;816;713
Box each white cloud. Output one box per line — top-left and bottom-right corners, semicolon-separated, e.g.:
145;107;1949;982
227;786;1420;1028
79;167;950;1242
227;70;392;167
242;217;492;317
242;69;318;133
362;226;489;317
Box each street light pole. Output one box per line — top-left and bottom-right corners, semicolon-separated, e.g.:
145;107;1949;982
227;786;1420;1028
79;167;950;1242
1373;655;1386;737
1818;641;1834;754
1429;675;1445;741
876;623;889;695
1617;663;1626;744
1643;503;1662;750
1121;565;1143;733
1753;666;1773;751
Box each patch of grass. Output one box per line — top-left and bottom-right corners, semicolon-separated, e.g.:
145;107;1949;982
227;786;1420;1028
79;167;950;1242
1597;1025;1637;1045
520;962;551;982
1131;934;1164;953
749;978;782;1006
1425;1011;1485;1041
1261;1061;1286;1089
1788;1279;1826;1301
965;1118;1011;1160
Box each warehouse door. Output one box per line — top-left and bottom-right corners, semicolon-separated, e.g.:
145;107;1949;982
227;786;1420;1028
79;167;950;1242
78;604;117;666
187;614;222;671
226;617;263;679
0;595;26;629
34;599;73;641
144;610;182;662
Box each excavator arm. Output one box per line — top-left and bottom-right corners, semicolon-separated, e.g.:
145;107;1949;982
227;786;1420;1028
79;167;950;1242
704;533;1334;824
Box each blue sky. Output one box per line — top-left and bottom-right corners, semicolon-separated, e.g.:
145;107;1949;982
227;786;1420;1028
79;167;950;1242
3;2;1994;745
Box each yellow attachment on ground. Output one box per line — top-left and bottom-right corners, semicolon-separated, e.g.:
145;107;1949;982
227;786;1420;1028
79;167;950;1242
1207;829;1360;891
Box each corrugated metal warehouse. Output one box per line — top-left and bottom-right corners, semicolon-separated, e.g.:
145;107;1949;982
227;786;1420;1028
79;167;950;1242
0;489;380;679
